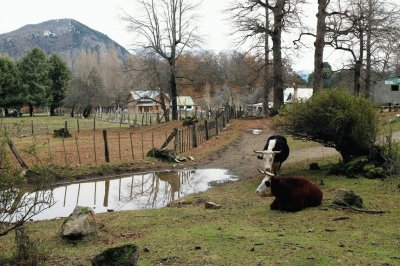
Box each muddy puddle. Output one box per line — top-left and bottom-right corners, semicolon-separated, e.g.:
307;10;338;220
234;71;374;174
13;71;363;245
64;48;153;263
16;169;238;221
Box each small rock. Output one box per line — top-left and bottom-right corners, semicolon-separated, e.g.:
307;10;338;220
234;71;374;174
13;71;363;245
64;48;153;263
332;189;363;208
143;247;150;253
332;216;350;221
308;228;314;233
92;244;139;266
205;201;222;209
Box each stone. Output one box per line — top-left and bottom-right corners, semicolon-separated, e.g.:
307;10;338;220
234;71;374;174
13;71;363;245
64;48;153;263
92;244;139;266
61;206;97;240
53;128;71;138
332;189;364;208
204;201;222;209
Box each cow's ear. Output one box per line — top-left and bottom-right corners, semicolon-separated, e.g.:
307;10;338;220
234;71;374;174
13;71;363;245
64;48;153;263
264;180;271;187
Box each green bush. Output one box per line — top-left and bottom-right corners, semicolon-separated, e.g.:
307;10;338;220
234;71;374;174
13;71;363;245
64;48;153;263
274;89;378;162
328;157;386;179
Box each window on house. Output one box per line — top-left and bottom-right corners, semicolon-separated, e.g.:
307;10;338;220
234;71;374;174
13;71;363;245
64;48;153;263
391;85;399;91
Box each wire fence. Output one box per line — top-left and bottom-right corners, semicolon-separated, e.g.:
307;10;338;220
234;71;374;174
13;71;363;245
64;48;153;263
4;107;240;169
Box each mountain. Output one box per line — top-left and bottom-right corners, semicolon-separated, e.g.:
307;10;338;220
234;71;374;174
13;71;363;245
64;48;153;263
0;18;130;70
296;70;311;82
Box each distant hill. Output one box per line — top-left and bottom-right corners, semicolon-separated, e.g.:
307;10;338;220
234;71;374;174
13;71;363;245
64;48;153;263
0;18;130;71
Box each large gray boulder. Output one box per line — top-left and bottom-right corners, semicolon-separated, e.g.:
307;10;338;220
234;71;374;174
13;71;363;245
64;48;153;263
92;244;139;266
61;206;97;239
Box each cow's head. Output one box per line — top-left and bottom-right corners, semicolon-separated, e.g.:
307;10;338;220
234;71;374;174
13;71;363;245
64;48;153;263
254;149;282;175
256;169;274;197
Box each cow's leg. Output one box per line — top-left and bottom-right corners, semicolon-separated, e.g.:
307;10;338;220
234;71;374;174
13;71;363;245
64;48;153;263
270;198;280;210
281;200;303;212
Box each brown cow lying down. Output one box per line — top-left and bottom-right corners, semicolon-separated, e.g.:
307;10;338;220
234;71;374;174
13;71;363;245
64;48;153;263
256;170;323;212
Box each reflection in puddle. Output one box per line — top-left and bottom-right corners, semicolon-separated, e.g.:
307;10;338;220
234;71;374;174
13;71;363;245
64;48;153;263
26;169;237;221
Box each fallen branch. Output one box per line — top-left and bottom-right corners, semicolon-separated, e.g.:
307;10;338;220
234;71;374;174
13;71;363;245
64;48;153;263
330;204;385;214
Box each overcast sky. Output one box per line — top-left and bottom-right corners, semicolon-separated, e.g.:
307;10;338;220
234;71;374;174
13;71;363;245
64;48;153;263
0;0;320;72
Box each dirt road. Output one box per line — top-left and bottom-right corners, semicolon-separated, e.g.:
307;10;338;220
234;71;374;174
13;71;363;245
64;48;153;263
200;126;338;179
198;118;399;179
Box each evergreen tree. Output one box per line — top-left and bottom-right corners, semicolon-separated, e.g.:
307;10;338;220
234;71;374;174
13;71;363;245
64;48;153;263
0;56;23;116
48;54;71;116
18;48;51;117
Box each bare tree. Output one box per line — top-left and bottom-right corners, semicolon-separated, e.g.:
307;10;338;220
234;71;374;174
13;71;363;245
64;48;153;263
122;0;200;120
229;0;306;115
313;0;330;93
0;130;54;237
326;0;400;95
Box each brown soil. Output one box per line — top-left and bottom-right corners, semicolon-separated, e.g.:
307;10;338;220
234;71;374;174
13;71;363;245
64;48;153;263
196;117;339;179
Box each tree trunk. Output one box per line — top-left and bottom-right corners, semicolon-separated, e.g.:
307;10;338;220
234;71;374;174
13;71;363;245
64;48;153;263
263;4;272;116
365;0;372;98
354;29;364;96
4;108;9;117
83;105;91;118
313;0;328;93
29;104;34;117
271;0;285;114
50;105;56;116
169;58;178;121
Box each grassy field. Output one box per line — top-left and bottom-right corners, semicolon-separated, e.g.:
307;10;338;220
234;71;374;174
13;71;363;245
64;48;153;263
1;158;399;265
1;113;399;265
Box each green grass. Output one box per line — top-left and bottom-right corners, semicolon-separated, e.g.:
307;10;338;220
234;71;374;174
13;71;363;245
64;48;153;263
0;112;168;136
1;158;399;265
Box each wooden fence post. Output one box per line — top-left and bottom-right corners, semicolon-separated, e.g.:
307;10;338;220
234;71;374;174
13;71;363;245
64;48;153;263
118;132;122;161
129;132;134;160
75;136;81;165
77;118;80;133
141;131;144;159
215;117;219;135
173;128;179;155
192;124;197;148
102;130;110;162
204;120;209;140
93;131;97;164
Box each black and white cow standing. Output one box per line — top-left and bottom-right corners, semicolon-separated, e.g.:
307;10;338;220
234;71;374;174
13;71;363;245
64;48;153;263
254;135;290;175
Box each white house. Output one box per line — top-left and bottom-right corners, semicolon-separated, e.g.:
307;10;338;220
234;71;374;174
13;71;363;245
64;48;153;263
177;96;195;112
284;87;313;104
126;91;171;113
371;77;400;107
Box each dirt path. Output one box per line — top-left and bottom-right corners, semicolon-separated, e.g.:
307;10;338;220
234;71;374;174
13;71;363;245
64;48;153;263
198;118;399;179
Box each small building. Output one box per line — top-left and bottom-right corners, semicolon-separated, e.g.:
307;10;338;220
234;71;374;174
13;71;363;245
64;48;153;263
177;96;195;112
126;91;171;113
284;87;313;104
371;77;400;107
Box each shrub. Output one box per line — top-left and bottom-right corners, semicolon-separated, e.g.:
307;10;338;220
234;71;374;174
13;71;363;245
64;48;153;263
274;89;378;162
380;129;400;177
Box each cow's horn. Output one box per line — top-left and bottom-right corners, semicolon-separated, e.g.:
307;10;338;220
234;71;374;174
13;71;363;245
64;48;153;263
257;168;266;174
254;149;264;154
